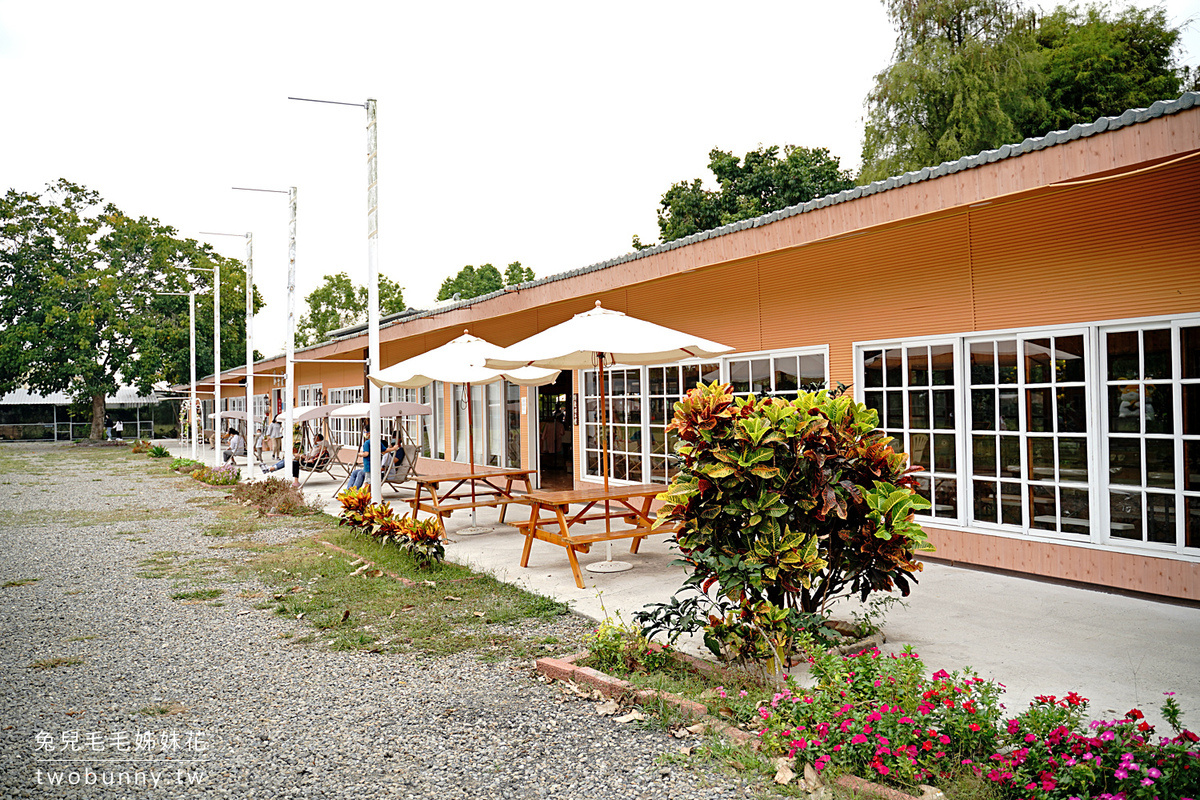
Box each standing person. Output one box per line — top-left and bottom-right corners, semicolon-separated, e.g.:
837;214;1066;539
113;419;124;440
222;427;245;465
266;417;282;459
104;414;113;441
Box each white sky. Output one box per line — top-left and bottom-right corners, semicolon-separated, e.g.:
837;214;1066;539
2;0;1197;358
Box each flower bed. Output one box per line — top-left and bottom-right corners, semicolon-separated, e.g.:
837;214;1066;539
541;627;1199;800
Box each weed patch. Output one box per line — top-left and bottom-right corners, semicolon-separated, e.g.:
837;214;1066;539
28;656;83;670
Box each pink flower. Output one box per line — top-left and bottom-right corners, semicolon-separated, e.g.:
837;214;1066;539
851;734;869;745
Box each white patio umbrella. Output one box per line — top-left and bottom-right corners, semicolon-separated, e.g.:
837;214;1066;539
485;301;733;572
369;331;560;533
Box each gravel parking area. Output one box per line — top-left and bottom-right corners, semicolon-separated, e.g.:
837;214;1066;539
0;442;745;799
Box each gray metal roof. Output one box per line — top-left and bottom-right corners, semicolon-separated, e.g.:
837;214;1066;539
296;92;1200;347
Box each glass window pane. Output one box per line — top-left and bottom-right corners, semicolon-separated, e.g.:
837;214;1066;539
865;391;884;420
586;451;599;476
648;367;665;395
933;433;957;474
1145;384;1172;434
999;389;1019;431
997;340;1018;384
626;369;641;396
1058;438;1088;480
610;371;625;396
1029;484;1056;530
681;365;699;392
913;474;931;504
729;360;749;394
1183;327;1200;379
1110;385;1142;433
1000;483;1022;525
1060;487;1090;534
863;350;884;388
1000;435;1021;476
1146;438;1175;488
650;427;666;455
750;359;770;395
907;346;929;386
1147;493;1176;544
1107;331;1140;381
886;391;904;428
650;457;667;483
1027;387;1053;432
909;390;930;429
701;362;721;384
1109;437;1141;486
1144;328;1172;380
930;345;955;386
910;433;931;470
613;425;627;453
774;356;799;393
1188;497;1200;549
666;367;681;395
972;389;995;431
1057;386;1087;433
1184;385;1200;436
884;348;903;388
1110;490;1142;539
972;435;997;477
934;477;958;517
1028;437;1055;479
1025;338;1052;384
970;342;994;385
651;397;667;425
973;480;997;523
1186;441;1200;492
933;389;955;430
1054;335;1086;383
799;354;825;386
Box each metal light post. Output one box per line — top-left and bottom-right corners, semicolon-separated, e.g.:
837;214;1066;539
233;187;296;480
201;231;255;476
288;95;383;502
181;263;221;467
157;289;208;459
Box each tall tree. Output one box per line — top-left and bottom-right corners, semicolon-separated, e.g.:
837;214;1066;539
860;1;1188;182
295;272;405;347
636;145;856;247
436;262;507;301
860;0;1043;184
1030;5;1184;134
0;180;259;439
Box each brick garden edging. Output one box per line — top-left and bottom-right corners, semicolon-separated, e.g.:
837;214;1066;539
535;650;936;800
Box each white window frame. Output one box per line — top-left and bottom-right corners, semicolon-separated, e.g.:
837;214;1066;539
854;311;1200;562
451;381;515;467
581;346;830;486
327;386;363;447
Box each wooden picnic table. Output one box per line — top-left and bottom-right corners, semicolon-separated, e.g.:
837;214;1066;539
515;483;673;589
407;467;536;534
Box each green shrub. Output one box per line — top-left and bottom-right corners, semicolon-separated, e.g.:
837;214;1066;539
638;381;932;666
147;445;171;458
230;477;320;516
192;464;240;486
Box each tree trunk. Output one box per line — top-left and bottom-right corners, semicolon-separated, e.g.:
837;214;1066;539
90;392;106;441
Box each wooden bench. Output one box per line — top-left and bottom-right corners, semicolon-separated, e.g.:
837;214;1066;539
514;483;670;588
407;467;536;534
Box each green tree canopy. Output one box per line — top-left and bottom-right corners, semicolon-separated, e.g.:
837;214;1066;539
437;261;533;301
295;272;405;347
635;145;856;247
860;1;1188;182
0;179;261;438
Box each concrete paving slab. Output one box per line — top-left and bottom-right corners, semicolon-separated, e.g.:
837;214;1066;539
163;438;1200;732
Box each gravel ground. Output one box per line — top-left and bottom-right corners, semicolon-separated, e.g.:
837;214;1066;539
0;442;748;799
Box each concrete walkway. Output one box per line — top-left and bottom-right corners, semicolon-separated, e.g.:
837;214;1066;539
171;439;1200;732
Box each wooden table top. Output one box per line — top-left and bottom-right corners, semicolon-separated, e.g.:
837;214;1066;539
520;482;668;506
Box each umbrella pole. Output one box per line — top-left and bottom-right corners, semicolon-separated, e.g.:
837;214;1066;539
460;381;491;535
587;352;631;574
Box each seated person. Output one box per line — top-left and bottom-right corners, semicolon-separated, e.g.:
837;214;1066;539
222;427;245;464
263;434;328;481
347;429;398;490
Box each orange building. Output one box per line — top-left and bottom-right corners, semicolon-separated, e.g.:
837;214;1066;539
205;93;1200;601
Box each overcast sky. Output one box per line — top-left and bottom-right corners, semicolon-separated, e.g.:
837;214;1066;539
2;0;1197;358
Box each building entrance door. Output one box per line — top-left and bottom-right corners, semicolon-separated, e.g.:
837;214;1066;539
537;371;574;491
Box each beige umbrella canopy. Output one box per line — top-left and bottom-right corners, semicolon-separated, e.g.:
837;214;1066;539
486;302;733;571
369;331;560;533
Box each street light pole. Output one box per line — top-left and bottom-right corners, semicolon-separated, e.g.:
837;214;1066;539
181;263;220;467
201;231;255;476
157;289;206;459
288;94;382;502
